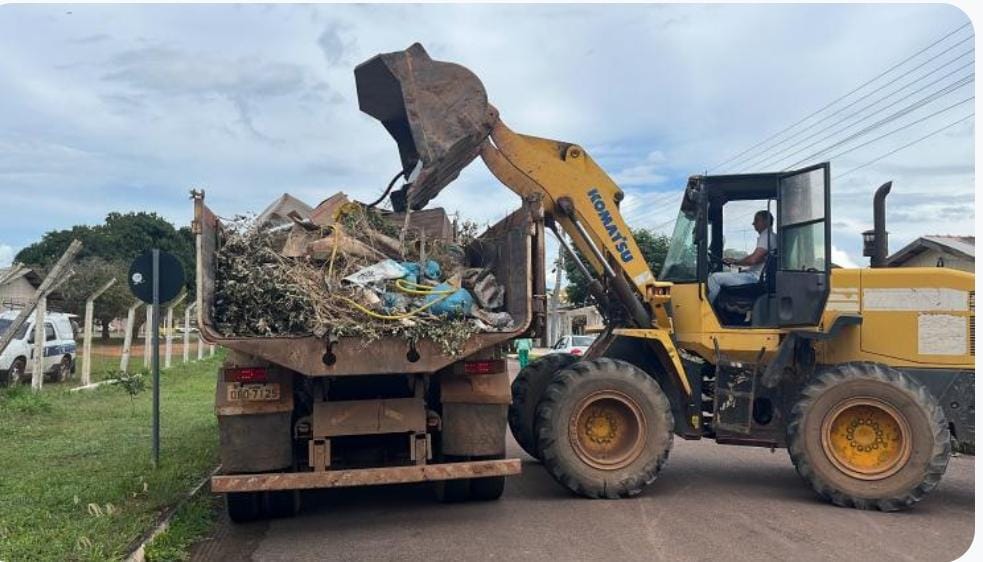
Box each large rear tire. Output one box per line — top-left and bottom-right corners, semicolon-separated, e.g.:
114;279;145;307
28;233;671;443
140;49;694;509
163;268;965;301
433;454;506;502
535;358;673;499
508;353;577;460
225;492;261;523
787;362;950;511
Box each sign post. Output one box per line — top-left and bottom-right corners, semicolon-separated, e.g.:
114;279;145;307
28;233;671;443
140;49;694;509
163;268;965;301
129;249;185;468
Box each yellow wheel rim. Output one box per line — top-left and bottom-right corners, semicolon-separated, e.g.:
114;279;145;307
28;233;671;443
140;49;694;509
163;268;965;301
569;390;646;470
821;397;911;480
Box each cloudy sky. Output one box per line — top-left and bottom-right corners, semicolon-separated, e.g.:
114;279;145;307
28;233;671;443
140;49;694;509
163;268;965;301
0;3;974;275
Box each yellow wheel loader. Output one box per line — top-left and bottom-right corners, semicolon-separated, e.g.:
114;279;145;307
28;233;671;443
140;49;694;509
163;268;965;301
355;44;973;510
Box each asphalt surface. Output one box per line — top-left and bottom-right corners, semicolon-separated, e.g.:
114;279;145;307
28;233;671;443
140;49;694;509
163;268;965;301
192;373;975;561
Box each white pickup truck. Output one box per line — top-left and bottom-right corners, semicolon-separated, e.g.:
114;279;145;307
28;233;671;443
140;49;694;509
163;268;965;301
0;311;78;385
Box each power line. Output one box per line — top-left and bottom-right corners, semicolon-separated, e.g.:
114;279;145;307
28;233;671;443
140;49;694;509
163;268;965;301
622;191;683;222
744;53;974;171
729;34;974;173
710;22;972;173
778;76;974;170
823;95;974;162
620;190;683;217
834;113;974;179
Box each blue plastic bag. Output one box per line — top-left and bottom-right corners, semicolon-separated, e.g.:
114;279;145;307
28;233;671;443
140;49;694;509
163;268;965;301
425;283;474;316
400;260;442;283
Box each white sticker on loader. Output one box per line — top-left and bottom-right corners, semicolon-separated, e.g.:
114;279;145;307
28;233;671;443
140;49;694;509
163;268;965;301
917;313;968;355
864;288;968;312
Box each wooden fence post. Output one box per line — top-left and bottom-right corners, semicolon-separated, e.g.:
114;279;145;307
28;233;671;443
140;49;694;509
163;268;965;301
29;268;74;391
164;292;187;369
0;240;82;359
183;303;196;363
81;278;117;385
143;305;152;368
30;296;47;390
197;334;204;361
119;301;141;373
209;344;215;357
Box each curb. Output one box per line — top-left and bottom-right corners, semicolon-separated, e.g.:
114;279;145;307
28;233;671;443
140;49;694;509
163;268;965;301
125;466;220;562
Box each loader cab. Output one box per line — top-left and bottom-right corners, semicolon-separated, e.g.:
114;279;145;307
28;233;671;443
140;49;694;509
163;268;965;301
660;163;831;328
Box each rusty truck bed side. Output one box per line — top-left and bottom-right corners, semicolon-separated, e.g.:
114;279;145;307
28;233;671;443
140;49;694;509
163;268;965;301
194;196;544;376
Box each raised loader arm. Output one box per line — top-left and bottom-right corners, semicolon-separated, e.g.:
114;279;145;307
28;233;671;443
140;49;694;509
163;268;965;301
355;43;672;332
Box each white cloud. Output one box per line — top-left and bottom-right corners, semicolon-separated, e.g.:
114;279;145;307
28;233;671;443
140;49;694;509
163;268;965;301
0;244;14;267
0;3;971;273
831;245;860;269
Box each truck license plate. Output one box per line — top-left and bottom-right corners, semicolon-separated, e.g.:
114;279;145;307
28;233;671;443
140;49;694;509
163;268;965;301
226;383;280;402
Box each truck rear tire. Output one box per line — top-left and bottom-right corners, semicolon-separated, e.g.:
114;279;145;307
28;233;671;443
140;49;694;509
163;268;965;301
787;362;950;511
226;492;261;523
508;353;577;460
433;455;506;502
469;454;507;501
263;490;301;518
535;358;673;499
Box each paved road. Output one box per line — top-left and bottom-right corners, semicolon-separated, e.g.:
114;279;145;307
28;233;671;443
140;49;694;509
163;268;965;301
192;433;974;562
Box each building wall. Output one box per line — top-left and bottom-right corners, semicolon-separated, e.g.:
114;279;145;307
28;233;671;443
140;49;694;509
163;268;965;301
0;277;35;310
897;250;974;272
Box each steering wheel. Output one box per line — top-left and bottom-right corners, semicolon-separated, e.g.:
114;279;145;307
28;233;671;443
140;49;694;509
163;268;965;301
707;252;725;271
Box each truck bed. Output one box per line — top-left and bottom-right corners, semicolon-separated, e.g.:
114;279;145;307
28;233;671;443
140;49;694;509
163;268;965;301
194;196;544;376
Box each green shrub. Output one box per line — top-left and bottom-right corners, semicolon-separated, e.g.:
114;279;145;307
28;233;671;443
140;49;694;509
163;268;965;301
0;384;54;414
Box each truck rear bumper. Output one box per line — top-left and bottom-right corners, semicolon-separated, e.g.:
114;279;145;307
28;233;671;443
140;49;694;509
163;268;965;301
211;459;521;493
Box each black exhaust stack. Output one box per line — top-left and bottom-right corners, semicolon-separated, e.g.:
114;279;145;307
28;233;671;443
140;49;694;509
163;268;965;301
862;181;892;268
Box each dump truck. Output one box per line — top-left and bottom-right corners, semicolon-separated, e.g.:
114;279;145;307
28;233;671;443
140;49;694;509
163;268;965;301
194;193;547;521
354;44;974;511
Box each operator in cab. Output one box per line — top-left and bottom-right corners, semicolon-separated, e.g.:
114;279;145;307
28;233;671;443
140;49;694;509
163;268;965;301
708;210;776;303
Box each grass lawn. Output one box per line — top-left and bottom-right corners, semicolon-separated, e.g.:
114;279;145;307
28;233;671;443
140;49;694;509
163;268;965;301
0;353;222;561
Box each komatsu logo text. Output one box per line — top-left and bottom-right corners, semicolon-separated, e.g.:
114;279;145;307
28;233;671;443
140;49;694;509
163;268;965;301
588;188;634;263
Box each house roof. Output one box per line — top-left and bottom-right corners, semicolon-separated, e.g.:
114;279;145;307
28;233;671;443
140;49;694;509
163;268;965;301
886;235;975;266
382;208;454;241
254;193;314;227
0;266;41;287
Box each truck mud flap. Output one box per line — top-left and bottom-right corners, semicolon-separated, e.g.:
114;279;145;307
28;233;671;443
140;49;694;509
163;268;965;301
212;459;521;493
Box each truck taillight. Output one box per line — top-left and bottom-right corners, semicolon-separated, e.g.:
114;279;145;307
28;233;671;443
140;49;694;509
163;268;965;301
464;359;505;375
224;367;268;383
571;348;583;356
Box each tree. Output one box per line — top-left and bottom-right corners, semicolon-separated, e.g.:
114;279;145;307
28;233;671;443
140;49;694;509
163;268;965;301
15;212;195;337
562;228;671;307
56;258;132;341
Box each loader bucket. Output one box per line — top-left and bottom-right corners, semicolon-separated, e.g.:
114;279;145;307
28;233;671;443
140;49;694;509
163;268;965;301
355;43;498;211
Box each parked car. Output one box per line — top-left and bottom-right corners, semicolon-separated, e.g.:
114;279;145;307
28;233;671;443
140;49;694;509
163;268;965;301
548;334;596;357
0;311;78;385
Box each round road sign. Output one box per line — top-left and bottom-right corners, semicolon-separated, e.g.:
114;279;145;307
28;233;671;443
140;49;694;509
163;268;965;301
128;250;186;304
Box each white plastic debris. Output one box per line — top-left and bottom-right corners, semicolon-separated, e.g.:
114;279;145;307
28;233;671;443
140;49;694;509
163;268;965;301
343;259;410;287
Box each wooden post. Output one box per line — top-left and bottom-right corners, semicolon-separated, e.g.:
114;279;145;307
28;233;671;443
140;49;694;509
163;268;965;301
119;301;141;372
0;240;82;357
30;296;46;390
143;305;152;368
197;334;204;360
164;292;187;369
183;303;196;363
81;278;117;385
209;344;215;357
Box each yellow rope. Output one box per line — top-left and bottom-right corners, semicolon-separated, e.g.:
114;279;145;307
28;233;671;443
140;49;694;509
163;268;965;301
337;291;454;321
324;234;457;320
394;278;455;295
